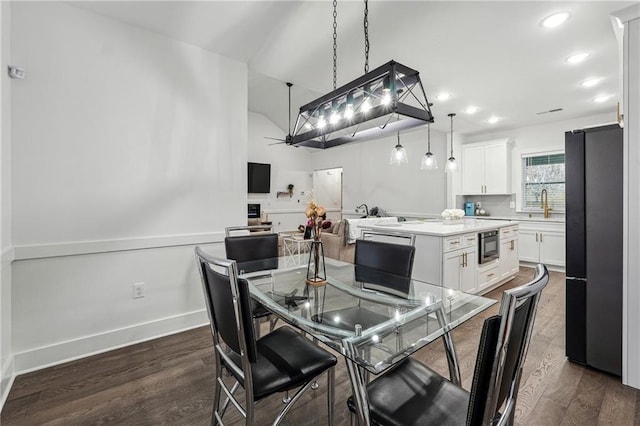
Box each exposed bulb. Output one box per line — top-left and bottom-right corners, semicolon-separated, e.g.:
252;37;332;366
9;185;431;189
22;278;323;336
317;115;327;129
361;97;371;113
390;144;408;165
446;157;457;173
421;152;438;170
344;104;354;119
329;110;340;125
381;88;391;106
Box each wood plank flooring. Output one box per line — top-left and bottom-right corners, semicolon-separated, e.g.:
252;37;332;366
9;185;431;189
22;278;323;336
3;267;640;425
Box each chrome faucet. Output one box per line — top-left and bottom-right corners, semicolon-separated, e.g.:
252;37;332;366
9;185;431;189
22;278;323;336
356;203;369;217
541;189;552;218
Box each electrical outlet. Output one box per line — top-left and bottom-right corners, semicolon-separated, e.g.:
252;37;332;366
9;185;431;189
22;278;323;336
509;201;516;209
133;282;145;299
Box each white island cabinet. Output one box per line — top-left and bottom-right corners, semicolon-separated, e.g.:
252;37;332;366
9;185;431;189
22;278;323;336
359;219;519;295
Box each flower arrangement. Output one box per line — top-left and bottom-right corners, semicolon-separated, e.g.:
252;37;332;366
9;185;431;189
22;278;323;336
305;200;327;241
441;208;466;222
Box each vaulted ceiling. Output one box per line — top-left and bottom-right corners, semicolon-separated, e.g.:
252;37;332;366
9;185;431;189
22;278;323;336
72;1;633;137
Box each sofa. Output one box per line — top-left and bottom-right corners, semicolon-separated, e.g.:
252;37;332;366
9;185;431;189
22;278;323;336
320;219;354;263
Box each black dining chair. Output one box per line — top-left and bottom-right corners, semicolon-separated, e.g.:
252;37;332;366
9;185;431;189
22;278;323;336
314;239;416;331
195;247;337;426
224;227;279;338
347;264;550;426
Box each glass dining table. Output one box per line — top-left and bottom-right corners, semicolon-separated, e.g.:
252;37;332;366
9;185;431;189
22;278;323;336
238;257;496;424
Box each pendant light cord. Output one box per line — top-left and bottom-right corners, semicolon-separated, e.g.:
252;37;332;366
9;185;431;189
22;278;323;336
427;123;431;152
363;0;369;73
333;0;338;90
449;113;456;157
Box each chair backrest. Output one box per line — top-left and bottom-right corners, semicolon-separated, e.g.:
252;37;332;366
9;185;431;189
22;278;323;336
466;264;550;426
194;247;258;367
354;239;416;297
225;233;279;273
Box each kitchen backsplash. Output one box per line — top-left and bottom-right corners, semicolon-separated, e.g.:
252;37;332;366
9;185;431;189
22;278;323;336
457;194;565;219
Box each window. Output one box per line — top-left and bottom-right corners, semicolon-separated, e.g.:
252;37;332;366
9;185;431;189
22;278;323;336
521;152;565;211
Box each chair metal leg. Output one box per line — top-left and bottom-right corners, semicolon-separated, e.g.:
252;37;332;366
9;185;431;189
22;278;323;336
327;367;335;426
212;354;223;425
253;317;261;339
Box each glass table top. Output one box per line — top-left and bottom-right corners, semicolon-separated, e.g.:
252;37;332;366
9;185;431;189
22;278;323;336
239;257;496;374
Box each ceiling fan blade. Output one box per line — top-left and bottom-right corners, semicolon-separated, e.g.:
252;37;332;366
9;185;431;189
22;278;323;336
268;141;287;146
264;136;286;142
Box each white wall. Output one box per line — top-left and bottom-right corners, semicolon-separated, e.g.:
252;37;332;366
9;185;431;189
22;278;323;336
247;111;313;232
311;126;449;218
9;2;247;372
0;0;14;408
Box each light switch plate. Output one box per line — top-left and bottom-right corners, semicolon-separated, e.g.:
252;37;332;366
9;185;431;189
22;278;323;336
509;201;515;209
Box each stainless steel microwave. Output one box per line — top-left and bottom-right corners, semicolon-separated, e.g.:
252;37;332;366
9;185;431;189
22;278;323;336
478;230;499;264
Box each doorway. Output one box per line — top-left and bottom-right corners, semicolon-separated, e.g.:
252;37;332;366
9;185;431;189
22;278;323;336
312;167;343;220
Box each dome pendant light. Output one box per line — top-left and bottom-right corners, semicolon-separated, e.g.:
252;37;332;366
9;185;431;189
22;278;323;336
390;131;408;165
420;123;438;170
446;113;457;173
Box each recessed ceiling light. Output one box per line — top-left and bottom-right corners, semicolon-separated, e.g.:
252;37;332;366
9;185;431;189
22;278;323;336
541;12;570;28
593;95;611;103
488;116;500;124
465;105;478;114
436;92;450;101
566;52;590;64
581;78;601;88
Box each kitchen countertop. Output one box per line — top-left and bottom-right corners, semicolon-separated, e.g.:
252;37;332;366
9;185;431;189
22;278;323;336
360;218;517;237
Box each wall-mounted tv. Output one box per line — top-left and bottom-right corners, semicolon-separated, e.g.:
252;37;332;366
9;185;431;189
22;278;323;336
248;162;271;193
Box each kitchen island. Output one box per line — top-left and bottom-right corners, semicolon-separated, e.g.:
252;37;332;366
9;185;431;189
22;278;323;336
360;219;519;295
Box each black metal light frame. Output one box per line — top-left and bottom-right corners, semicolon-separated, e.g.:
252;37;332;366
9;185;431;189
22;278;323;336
291;60;434;149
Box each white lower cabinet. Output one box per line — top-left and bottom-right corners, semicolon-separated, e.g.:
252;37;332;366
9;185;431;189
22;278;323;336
500;236;519;280
518;222;565;268
478;262;500;292
443;247;477;292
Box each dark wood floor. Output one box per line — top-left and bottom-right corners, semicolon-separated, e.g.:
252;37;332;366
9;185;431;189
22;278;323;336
3;268;640;425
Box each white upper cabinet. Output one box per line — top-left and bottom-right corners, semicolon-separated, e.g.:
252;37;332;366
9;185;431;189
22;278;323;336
461;139;512;195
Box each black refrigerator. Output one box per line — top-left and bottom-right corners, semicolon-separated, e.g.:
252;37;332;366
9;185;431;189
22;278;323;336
565;124;623;376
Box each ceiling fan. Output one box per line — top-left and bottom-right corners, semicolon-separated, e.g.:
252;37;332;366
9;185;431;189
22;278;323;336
264;82;295;146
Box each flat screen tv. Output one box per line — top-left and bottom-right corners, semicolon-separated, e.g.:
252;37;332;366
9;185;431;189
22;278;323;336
248;162;271;193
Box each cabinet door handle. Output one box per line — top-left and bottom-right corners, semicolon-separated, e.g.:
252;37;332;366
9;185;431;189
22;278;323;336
464;252;468;267
535;233;538;242
510;240;514;250
487;272;495;278
540;233;543;242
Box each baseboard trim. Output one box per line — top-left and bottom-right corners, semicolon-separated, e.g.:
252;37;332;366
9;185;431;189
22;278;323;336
12;232;224;261
1;354;15;411
14;309;209;375
519;261;565;273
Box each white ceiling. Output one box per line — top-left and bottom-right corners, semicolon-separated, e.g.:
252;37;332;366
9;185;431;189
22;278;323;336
71;1;634;137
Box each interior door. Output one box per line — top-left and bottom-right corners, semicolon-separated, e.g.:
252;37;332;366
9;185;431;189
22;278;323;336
312;167;343;220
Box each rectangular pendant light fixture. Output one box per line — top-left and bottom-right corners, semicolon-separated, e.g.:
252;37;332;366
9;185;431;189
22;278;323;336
291;60;434;149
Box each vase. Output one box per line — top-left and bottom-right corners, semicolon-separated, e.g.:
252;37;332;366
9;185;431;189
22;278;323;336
306;240;327;287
